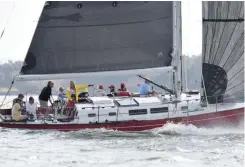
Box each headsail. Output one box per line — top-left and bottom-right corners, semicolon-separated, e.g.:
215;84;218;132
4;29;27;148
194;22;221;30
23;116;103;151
20;1;175;77
202;1;244;103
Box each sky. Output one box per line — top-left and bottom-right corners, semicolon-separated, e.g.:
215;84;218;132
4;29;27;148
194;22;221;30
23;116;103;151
0;0;202;64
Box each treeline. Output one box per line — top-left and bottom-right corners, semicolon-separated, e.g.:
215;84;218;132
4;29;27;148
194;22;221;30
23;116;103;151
0;55;202;95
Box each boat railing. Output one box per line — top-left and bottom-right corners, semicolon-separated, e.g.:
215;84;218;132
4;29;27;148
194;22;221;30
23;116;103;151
0;90;243;123
201;91;244;112
35;93;238;123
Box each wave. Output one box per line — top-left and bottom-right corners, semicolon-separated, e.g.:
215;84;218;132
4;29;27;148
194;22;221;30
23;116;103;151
151;122;244;136
0;122;243;140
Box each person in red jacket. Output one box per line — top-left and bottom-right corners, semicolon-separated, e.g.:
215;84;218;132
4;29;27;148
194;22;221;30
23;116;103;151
118;83;127;91
117;83;130;96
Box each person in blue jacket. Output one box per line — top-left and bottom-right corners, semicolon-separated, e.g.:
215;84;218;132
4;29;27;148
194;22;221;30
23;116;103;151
58;87;66;100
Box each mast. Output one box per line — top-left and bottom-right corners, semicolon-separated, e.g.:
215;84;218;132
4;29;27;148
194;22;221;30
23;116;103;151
172;1;182;99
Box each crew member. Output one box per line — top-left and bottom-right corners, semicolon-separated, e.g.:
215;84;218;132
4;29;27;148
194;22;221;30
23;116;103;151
139;80;153;96
66;81;93;102
12;98;28;121
12;94;25;107
118;83;127;91
117;83;131;96
94;85;107;96
108;85;117;97
39;81;54;108
25;96;37;119
58;87;66;101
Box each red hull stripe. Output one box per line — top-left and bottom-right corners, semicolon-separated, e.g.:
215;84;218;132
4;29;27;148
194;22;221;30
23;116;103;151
0;107;244;131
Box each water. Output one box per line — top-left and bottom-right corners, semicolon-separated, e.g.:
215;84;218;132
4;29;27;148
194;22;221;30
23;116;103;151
0;123;244;167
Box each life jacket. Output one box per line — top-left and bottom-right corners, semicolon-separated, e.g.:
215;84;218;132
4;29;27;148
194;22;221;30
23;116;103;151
118;87;127;91
117;91;130;96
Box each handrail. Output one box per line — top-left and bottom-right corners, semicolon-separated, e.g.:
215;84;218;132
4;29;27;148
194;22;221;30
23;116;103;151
2;88;243;99
1;94;243;124
25;89;244;99
2;94;239;114
1;92;243;109
204;91;244;98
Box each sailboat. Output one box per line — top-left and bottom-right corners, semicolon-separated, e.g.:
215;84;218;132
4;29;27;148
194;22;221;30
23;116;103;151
0;1;243;131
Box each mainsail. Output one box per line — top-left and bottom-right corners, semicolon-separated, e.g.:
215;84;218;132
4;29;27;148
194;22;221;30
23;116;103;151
20;1;175;76
202;1;244;103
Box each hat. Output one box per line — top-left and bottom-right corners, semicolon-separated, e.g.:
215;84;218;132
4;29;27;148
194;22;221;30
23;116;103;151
98;85;103;89
59;87;64;91
120;83;125;87
108;85;115;89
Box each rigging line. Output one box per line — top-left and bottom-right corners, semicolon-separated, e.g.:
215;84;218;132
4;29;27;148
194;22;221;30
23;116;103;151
0;77;15;109
201;73;210;113
184;0;190;92
183;56;188;91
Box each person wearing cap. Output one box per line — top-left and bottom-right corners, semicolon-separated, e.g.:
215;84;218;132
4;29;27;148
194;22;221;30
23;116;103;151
117;83;131;96
108;85;117;97
58;87;67;101
12;94;25;107
118;83;127;91
11;98;28;121
94;85;107;96
66;81;93;102
39;81;54;108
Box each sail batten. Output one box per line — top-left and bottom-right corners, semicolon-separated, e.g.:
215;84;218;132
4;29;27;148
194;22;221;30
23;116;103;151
38;16;172;28
20;1;175;76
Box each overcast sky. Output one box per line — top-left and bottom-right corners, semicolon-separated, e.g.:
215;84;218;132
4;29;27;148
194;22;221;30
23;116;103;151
0;0;202;64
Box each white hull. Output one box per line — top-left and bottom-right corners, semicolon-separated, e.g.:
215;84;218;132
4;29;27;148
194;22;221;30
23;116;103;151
1;93;243;125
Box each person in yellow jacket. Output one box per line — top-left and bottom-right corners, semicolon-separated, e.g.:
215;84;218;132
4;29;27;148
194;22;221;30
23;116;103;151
11;98;28;121
66;81;93;102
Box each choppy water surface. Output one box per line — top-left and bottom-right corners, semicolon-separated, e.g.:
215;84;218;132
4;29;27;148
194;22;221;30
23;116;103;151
0;123;244;167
